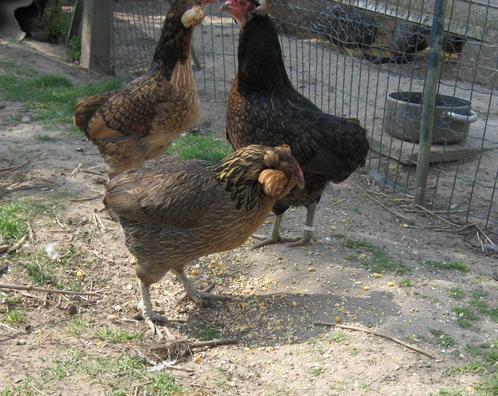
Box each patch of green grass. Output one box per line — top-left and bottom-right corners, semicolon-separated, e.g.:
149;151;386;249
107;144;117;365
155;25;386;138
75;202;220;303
1;379;36;396
26;251;56;285
0;201;37;242
309;367;323;377
44;349;182;395
342;238;409;275
4;309;26;325
399;278;413;287
98;327;144;343
453;306;479;329
67;318;91;336
449;287;466;300
434;387;467;396
447;363;484;375
475;373;498;396
146;373;182;395
0;63;122;129
329;331;349;344
198;325;222;341
429;329;456;348
167;135;233;163
423;260;469;273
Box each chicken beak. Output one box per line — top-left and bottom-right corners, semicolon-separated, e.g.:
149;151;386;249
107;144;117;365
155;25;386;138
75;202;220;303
296;165;305;190
296;176;305;190
219;2;229;12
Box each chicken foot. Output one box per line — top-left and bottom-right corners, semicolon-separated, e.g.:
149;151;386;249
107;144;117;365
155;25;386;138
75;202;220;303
251;215;300;248
174;269;230;307
138;280;172;339
252;203;317;249
288;202;317;247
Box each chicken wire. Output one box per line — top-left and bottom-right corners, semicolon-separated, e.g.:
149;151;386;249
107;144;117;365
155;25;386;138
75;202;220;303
109;0;498;234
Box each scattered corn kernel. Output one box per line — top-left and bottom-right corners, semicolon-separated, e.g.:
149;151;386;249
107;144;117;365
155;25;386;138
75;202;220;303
372;273;382;278
335;316;342;324
387;281;395;287
363;285;370;291
76;270;84;279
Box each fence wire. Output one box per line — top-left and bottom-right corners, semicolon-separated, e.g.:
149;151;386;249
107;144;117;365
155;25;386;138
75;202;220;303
109;0;498;233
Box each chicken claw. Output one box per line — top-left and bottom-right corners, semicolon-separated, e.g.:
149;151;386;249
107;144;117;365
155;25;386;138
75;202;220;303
181;6;205;28
174;270;230;307
138;280;171;339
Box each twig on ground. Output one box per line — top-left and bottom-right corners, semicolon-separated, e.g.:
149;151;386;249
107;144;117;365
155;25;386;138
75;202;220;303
0;282;101;297
93;210;107;231
313;322;437;360
0;322;22;333
56;218;70;231
0;153;42;172
70;163;82;177
7;235;27;254
82;169;105;177
355;186;413;224
189;338;239;349
414;204;458;227
70;195;101;202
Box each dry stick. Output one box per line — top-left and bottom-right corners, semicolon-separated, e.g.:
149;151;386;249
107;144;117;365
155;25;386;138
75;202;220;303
93;211;107;231
314;322;437;360
7;235;27;254
70;163;82;177
0;322;21;333
0;283;101;297
0;153;43;172
356;187;414;224
70;195;101;202
414;204;458;227
189;338;239;349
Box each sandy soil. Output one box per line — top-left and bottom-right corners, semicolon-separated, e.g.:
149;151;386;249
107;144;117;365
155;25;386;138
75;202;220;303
0;38;497;396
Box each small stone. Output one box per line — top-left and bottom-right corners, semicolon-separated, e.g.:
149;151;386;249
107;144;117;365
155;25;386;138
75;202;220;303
290;301;298;308
20;115;31;123
335;316;342;324
308;266;316;272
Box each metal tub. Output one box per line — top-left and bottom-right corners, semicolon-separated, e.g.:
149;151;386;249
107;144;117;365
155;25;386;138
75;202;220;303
385;91;477;144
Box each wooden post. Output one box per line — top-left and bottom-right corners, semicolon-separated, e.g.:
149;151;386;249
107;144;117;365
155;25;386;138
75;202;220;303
80;0;112;74
413;0;447;205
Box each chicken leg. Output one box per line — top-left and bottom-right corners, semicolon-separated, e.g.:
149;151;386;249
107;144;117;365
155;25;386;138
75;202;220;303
174;269;230;307
252;202;317;249
138;279;171;339
252;214;300;249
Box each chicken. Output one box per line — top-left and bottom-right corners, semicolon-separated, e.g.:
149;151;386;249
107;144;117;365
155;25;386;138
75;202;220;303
74;0;216;177
222;0;370;247
104;144;304;335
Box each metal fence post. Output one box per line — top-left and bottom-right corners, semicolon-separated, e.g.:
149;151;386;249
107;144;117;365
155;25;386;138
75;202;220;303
80;0;112;74
414;0;447;205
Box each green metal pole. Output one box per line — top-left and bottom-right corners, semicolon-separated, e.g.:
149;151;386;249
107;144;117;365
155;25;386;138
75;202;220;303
414;0;447;205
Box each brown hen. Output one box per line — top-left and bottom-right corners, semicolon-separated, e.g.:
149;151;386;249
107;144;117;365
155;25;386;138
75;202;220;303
74;0;215;177
104;144;304;335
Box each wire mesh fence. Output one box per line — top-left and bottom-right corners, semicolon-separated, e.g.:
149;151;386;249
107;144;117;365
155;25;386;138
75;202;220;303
109;0;498;233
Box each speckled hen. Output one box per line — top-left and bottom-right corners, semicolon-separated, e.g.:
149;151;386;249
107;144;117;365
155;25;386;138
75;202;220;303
104;144;304;334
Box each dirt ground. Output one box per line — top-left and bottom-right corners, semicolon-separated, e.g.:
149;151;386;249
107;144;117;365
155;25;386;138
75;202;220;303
1;39;498;396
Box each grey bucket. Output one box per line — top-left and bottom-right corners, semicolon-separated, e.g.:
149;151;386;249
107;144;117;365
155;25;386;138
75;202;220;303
385;91;478;144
